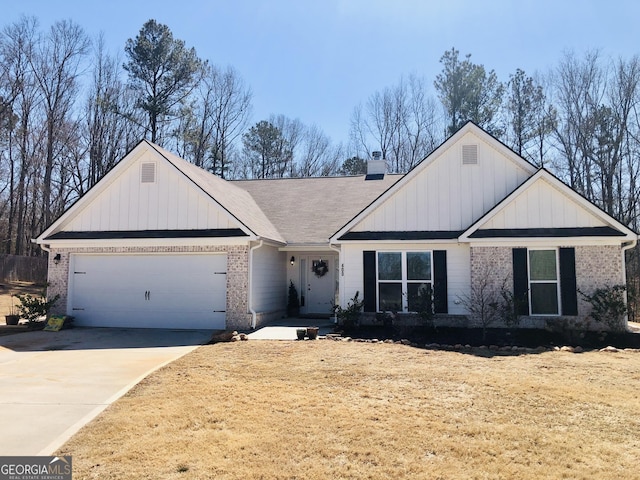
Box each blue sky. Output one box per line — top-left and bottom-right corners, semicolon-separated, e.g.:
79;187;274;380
3;0;639;145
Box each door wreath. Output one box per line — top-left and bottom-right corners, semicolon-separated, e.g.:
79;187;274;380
312;259;329;277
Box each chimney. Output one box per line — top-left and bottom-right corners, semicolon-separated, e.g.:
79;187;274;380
366;151;385;180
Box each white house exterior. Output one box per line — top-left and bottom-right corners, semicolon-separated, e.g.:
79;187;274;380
35;122;637;331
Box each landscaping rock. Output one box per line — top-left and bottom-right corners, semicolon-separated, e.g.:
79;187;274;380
600;345;619;353
560;346;575;353
208;331;236;343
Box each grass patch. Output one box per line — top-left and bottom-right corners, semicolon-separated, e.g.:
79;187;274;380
58;341;640;479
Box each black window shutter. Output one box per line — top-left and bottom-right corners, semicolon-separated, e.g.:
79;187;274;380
433;250;448;314
512;248;529;315
363;251;377;312
559;247;578;316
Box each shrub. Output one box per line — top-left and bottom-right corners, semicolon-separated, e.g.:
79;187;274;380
332;291;364;329
15;286;60;325
287;281;300;317
579;285;627;332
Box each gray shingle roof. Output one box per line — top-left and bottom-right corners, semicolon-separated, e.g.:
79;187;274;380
233;175;402;245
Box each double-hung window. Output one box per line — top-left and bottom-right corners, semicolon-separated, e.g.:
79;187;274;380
528;249;560;315
377;251;432;312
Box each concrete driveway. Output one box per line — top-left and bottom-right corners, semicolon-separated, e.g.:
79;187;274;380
0;327;212;456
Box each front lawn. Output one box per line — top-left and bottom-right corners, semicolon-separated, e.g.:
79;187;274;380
58;341;640;479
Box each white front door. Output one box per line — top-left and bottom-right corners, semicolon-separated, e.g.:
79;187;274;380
300;255;337;315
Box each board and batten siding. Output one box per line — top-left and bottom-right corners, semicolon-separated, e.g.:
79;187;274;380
251;245;286;314
64;152;239;232
351;131;531;232
480;177;607;230
340;243;470;315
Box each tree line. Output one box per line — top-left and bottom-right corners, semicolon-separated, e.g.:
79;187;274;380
2;17;640;274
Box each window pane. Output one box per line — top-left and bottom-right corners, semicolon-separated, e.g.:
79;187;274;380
378;253;402;280
379;283;402;311
529;250;557;281
407;252;431;280
407;283;432;312
531;283;558;315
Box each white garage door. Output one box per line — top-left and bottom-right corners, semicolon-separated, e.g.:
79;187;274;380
68;254;227;329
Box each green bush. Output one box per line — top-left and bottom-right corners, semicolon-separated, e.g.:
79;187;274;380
15;287;60;325
332;291;364;329
579;285;627;332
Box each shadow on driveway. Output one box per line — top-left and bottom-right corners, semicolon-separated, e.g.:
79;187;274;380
0;327;214;353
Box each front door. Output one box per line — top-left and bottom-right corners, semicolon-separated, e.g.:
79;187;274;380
300;255;337;315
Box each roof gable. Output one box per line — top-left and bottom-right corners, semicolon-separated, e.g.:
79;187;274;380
37;141;284;244
460;169;637;240
331;122;537;241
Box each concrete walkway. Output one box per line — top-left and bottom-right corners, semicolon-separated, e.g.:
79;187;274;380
0;327;211;456
247;318;336;340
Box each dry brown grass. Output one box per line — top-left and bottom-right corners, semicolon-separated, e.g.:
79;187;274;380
0;281;41;315
57;341;640;479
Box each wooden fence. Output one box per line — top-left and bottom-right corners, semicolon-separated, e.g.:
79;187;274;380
0;254;47;283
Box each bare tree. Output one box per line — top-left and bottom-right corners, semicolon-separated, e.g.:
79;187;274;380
401;74;441;169
83;34;141;191
270;114;303;177
30;19;90;228
208;65;252;178
0;16;43;255
350;74;441;173
297;124;342;177
553;50;606;200
173;64;252;178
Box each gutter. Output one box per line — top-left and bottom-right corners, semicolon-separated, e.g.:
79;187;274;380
248;239;264;329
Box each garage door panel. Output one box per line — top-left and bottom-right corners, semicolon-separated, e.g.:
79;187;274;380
69;254;227;329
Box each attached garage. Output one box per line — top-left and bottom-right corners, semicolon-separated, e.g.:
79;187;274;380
68;254;227;329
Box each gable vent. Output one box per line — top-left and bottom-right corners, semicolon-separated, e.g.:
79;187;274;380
462;145;478;165
141;162;156;183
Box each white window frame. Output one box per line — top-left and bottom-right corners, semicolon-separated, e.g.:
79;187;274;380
376;251;433;313
527;248;561;316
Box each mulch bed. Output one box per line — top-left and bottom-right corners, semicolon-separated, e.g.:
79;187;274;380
338;325;640;349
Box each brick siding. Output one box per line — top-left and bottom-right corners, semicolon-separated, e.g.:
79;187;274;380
469;244;625;331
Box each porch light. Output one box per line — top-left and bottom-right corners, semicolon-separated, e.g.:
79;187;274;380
53;253;61;265
290;256;295;266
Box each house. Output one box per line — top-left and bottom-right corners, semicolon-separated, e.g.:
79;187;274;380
35;122;637;331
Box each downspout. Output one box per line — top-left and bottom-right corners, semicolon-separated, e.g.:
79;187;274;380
248;239;264;329
329;243;341;323
622;237;637;285
622;237;638;326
